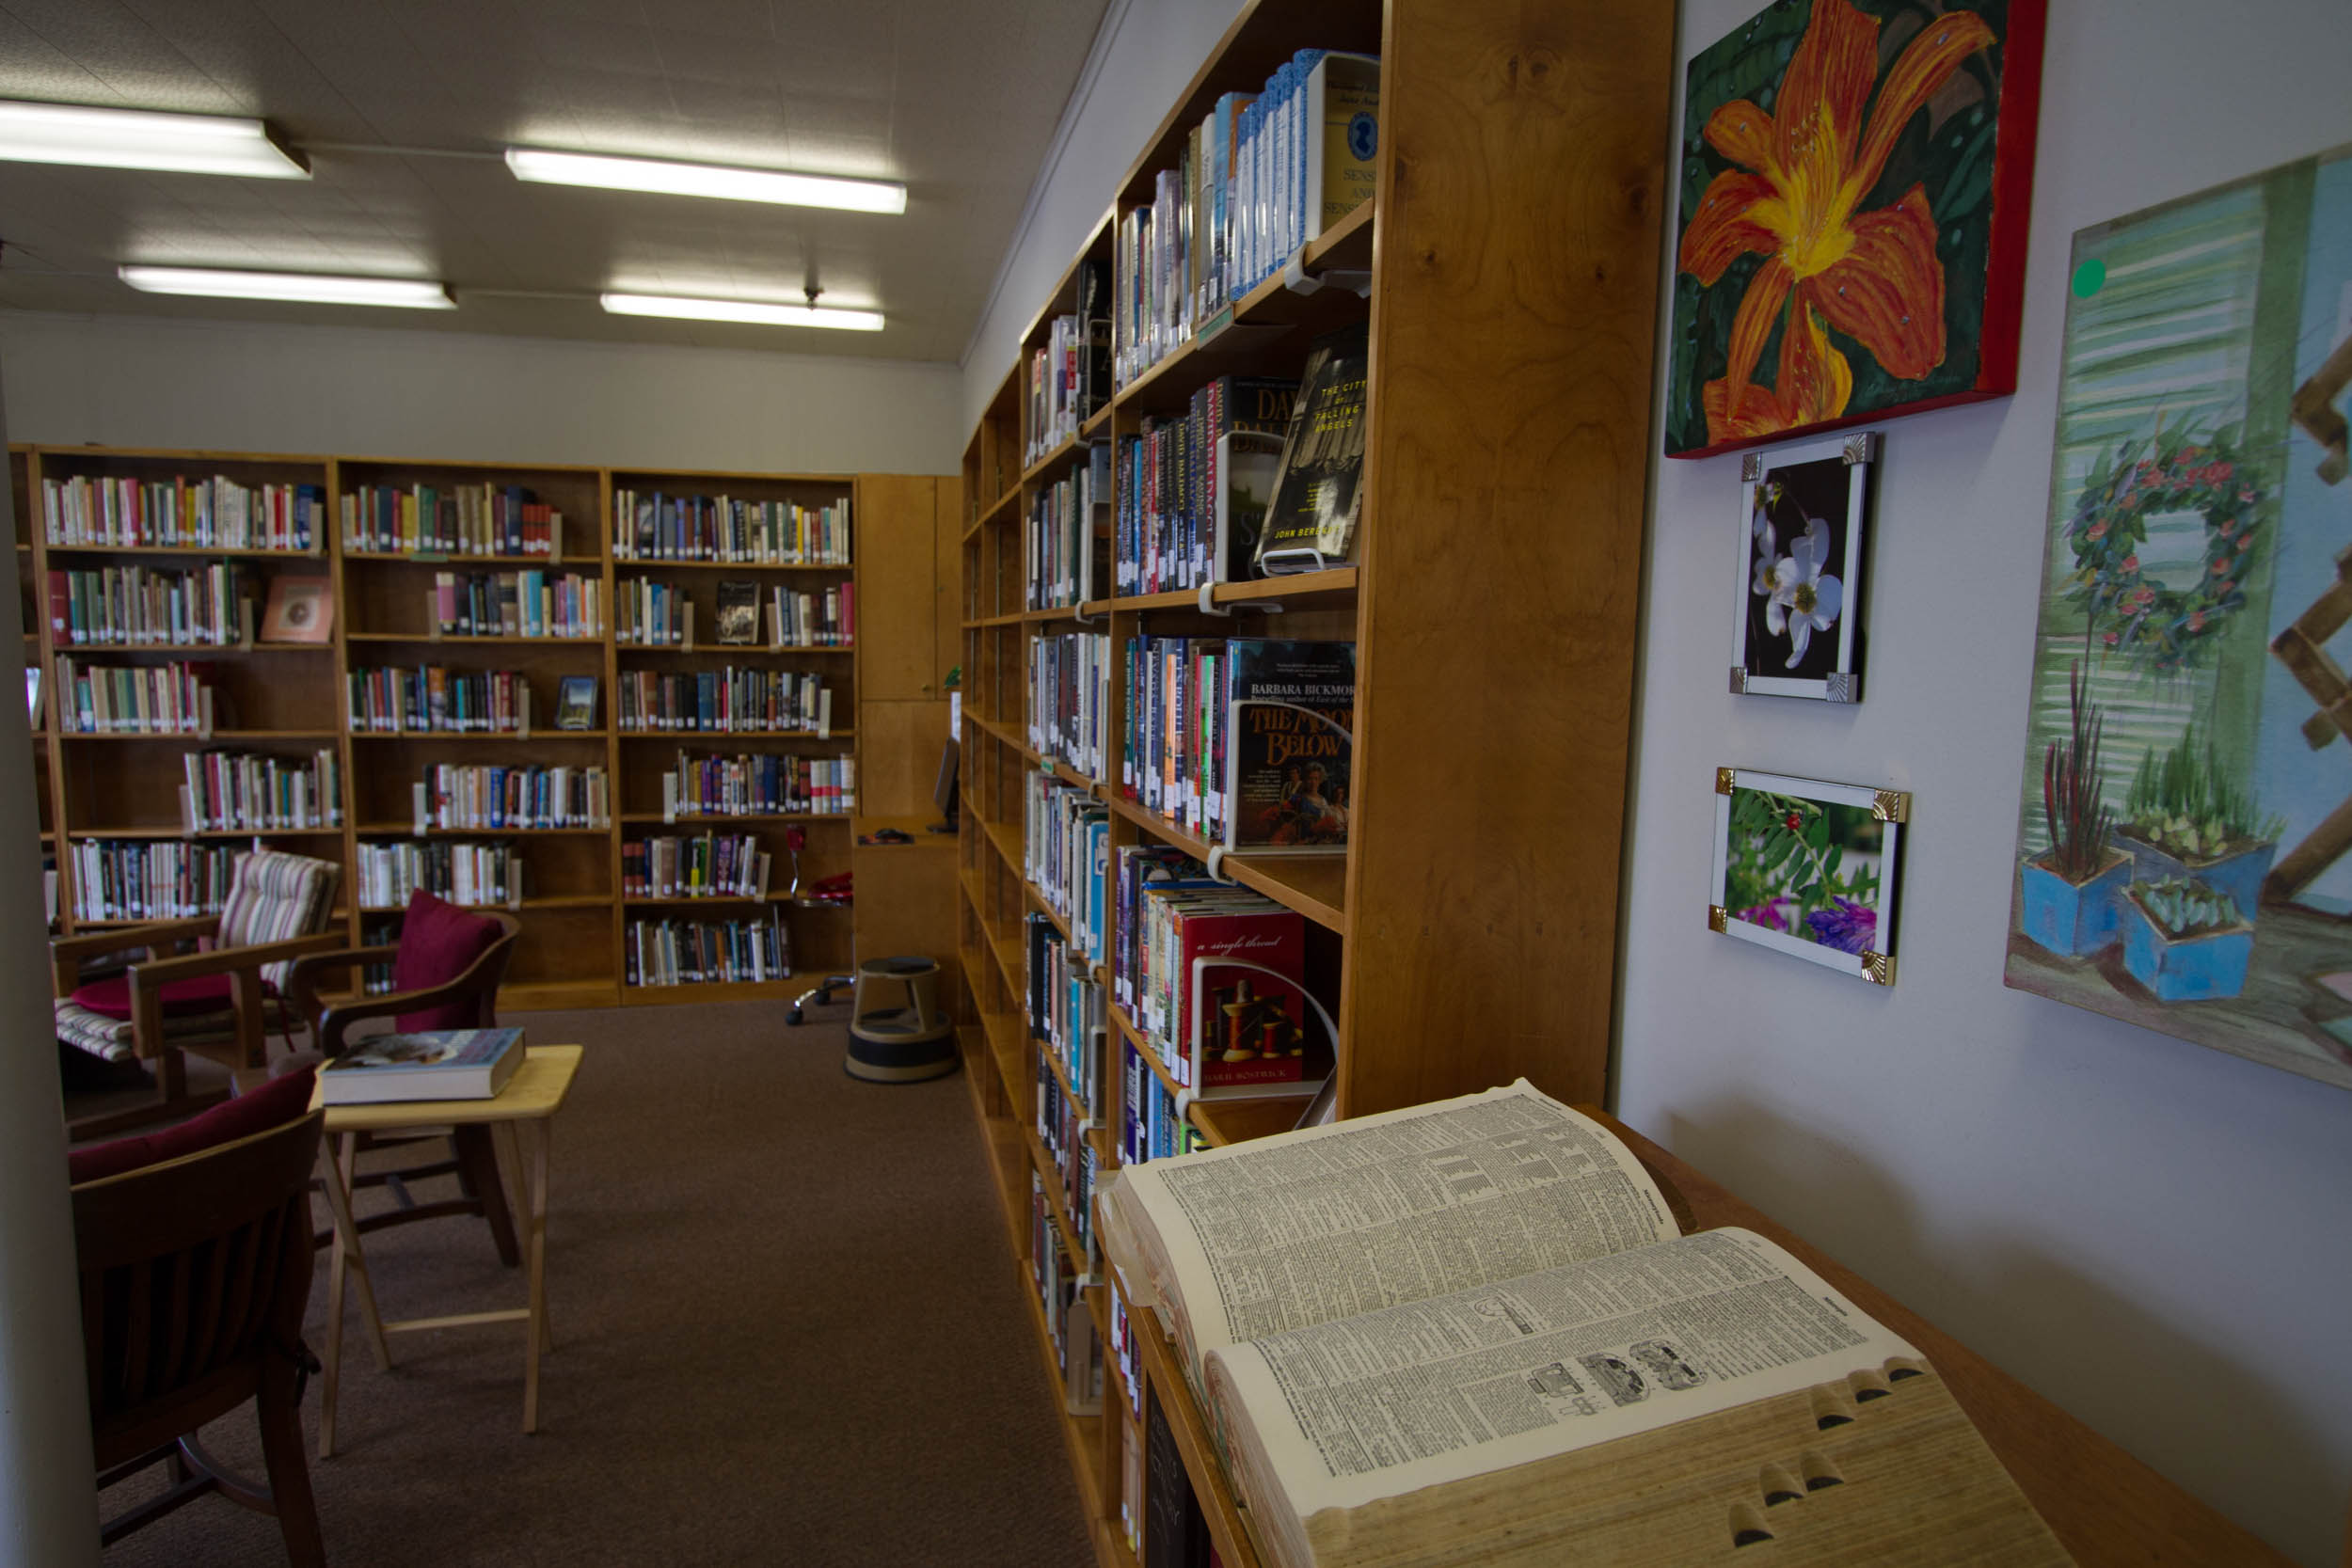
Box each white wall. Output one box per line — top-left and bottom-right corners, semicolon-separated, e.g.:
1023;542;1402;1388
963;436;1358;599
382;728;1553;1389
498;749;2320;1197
0;310;964;476
1620;3;2352;1563
958;0;1241;434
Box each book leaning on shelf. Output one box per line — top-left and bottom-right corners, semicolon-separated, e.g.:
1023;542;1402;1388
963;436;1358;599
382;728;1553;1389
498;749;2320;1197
1256;323;1369;576
318;1027;524;1105
1096;1083;2069;1568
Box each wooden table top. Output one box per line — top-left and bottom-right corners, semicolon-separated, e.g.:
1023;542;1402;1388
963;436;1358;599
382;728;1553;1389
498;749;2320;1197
1589;1110;2289;1568
313;1044;583;1132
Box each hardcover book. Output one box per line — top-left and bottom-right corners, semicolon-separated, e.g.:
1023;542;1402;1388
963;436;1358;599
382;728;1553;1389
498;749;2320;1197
317;1026;524;1104
714;581;759;645
260;576;334;643
1098;1083;2068;1568
1256;323;1369;573
554;674;597;731
1222;639;1353;853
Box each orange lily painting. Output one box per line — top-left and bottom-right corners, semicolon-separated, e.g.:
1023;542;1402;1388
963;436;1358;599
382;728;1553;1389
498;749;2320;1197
1666;0;2045;458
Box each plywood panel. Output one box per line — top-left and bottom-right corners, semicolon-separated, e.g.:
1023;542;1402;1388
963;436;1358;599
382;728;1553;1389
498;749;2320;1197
859;698;953;818
1337;0;1673;1116
934;476;963;688
853;475;940;702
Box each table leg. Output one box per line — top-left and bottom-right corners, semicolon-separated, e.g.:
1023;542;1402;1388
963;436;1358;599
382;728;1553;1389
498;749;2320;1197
522;1117;551;1433
494;1119;552;1353
317;1131;389;1459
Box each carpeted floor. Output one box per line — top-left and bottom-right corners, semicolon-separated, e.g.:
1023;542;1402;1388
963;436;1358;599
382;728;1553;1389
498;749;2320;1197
70;1000;1092;1568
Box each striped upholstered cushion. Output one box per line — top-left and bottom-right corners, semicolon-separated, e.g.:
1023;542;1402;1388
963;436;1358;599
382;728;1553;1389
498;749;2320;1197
56;995;297;1063
216;850;341;991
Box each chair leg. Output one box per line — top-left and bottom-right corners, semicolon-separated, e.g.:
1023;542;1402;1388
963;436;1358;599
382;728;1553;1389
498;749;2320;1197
255;1354;326;1568
453;1124;522;1266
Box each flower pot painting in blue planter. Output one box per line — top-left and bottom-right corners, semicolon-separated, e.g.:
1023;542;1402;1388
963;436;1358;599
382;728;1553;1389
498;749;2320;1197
2115;827;2277;923
2019;847;2131;957
2122;879;2254;1004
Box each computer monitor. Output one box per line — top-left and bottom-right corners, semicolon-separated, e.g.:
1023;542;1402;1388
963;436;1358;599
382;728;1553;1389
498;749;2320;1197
930;737;959;833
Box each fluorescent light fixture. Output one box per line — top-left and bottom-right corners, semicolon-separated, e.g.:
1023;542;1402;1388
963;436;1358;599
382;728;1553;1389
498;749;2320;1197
0;100;307;178
508;148;904;214
119;266;454;309
599;293;884;331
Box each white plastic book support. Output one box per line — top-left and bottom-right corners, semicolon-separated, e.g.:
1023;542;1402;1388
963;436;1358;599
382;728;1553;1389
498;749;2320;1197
411;782;429;836
1282;247;1373;300
1195;581;1232;618
238;600;257;650
424;588;441;641
516;684;532;738
506;863;524;911
1204;845;1234;883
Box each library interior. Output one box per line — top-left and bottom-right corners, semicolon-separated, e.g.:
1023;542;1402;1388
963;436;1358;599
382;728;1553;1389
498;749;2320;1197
0;1;2348;1565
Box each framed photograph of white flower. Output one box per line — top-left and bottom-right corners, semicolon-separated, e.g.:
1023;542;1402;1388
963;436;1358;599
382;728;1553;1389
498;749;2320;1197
1731;430;1878;702
1709;767;1907;985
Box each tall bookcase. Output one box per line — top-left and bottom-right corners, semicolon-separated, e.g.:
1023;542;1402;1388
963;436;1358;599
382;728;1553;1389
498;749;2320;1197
951;0;1672;1561
17;442;946;1010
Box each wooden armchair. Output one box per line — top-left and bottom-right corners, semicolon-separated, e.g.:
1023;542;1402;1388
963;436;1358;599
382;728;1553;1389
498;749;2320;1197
283;896;524;1264
76;1103;327;1564
54;848;344;1139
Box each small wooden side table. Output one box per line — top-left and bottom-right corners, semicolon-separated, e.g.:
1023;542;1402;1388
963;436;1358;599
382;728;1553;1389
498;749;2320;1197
310;1043;582;1457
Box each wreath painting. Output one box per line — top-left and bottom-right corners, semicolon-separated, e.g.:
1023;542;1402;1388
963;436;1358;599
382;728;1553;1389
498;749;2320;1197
2007;145;2352;1094
1665;0;2045;459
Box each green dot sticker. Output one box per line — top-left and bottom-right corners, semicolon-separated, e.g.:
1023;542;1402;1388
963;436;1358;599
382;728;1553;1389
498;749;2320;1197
2072;258;2106;298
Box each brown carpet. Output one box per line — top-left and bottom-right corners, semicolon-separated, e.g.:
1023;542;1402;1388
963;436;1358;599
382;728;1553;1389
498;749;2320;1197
71;1001;1092;1568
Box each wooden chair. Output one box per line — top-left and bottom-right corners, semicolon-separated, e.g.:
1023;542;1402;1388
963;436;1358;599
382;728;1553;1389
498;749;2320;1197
76;1107;327;1565
53;849;345;1139
283;903;525;1264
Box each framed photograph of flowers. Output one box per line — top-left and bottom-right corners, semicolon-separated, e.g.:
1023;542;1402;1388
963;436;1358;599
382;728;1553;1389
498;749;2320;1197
1710;768;1907;984
2006;143;2352;1093
1665;0;2046;459
1733;431;1876;700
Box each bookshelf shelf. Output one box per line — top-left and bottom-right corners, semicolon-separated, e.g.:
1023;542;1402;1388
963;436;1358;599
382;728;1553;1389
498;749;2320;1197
348;730;613;742
615;729;850;741
612;643;854;657
954;0;1673;1559
608;558;851;572
57;729;341;742
41;543;324;561
68;825;343;841
344;633;605;648
355;821;610;837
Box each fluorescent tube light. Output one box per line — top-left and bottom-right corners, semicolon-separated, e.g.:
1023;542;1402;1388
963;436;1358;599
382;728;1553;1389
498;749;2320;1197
0;101;307;178
601;293;883;331
119;266;454;309
508;148;904;214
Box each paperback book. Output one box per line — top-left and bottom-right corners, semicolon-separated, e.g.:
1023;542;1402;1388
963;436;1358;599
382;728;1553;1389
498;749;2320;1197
318;1026;524;1104
1256;323;1368;574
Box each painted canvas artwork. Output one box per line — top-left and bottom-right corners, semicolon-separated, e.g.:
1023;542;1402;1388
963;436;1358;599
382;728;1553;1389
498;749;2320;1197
1666;0;2045;459
1732;431;1876;701
1711;768;1906;984
2006;145;2352;1092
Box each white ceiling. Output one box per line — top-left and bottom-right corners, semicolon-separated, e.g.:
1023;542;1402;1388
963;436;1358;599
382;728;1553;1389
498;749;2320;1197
0;0;1111;361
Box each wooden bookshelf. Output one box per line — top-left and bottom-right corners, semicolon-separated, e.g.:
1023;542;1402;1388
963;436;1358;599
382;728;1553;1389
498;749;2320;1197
952;0;1676;1560
16;443;948;1011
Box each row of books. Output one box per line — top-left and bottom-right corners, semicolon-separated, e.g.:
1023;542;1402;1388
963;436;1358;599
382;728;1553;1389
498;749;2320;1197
1026;911;1107;1119
1121;853;1320;1097
1119;1037;1206;1167
1113;51;1380;386
615;669;834;735
612;490;850;565
1025;266;1111;466
660;752;855;817
624;913;789;987
42;474;325;553
342;483;562;558
417;763;610;830
1025;442;1111;610
1031;1171;1105;1422
181;748;342;833
1025;769;1108;969
621;832;772;901
1124;636;1353;853
47;563;251;648
430;570;601;639
612;578;694;645
1116;375;1294;596
355;838;520;911
348;665;533;734
66;838;240;923
1028;631;1112;781
52;657;218;735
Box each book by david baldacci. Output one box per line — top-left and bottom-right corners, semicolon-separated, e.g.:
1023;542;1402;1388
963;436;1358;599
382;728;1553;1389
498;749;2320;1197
1223;639;1353;853
318;1026;524;1104
1256;323;1369;574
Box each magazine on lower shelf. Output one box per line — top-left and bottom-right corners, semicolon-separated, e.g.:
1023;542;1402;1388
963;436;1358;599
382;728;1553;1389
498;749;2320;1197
1095;1080;2067;1568
318;1027;525;1104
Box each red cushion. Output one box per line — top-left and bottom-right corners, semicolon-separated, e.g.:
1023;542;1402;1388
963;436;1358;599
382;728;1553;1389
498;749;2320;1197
71;972;237;1022
391;890;502;1032
68;1066;316;1185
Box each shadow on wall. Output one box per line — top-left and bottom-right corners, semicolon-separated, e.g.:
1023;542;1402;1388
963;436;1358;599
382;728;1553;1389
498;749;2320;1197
1659;1098;2329;1565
